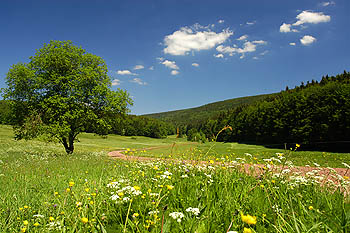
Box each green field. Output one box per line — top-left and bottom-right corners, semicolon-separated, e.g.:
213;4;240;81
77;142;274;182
0;125;349;232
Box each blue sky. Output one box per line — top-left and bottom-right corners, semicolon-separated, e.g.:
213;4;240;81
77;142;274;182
0;0;349;115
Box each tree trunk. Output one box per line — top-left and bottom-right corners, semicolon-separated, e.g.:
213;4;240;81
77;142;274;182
62;136;74;154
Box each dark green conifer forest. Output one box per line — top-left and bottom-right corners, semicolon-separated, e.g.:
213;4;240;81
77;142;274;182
188;71;350;151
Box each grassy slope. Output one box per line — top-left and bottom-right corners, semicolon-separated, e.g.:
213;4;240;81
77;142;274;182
0;125;189;155
0;126;349;232
2;125;349;168
143;93;273;124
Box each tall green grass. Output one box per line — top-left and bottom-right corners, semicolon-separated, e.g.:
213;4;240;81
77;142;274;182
0;125;349;232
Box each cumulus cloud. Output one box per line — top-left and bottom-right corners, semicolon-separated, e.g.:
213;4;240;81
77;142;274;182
280;23;298;33
192;63;199;67
133;65;144;70
214;53;224;58
320;1;335;7
289;42;296;46
112;79;121;86
171;70;179;75
149;66;154;70
216;40;267;57
117;70;138;76
300;35;316;45
156;57;164;61
293;11;331;26
237;35;248;41
130;78;147;85
161;60;179;70
218;19;224;24
163;24;233;55
280;11;330;33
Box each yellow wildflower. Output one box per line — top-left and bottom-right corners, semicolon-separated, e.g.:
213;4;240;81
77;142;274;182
21;227;26;233
49;216;54;221
296;144;301;148
166;185;174;190
23;220;29;225
23;206;29;209
241;213;257;225
133;186;141;190
118;192;124;196
243;228;252;233
309;206;313;210
69;181;75;187
81;217;88;224
132;213;139;217
34;222;40;227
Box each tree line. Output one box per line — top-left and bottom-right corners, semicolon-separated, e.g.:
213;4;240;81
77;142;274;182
0;100;175;139
186;71;350;150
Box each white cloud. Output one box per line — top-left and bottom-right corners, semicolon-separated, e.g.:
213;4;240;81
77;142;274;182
149;66;154;70
237;35;248;41
171;70;179;75
214;53;224;58
279;23;298;33
300;35;316;45
216;45;236;54
253;56;259;60
321;1;335;7
246;21;256;25
192;63;199;67
163;24;233;55
216;40;267;57
130;78;147;85
117;70;138;76
252;40;267;45
112;79;121;86
156;57;164;61
280;11;330;33
133;65;144;70
161;60;179;70
293;11;331;26
218;19;224;24
260;50;268;56
289;42;296;46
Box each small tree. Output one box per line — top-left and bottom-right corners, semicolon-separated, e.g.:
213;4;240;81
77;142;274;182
3;40;133;154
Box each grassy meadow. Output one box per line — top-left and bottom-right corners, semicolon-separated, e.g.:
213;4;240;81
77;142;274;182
0;125;349;232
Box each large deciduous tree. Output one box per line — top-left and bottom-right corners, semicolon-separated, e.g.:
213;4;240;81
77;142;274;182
3;40;133;154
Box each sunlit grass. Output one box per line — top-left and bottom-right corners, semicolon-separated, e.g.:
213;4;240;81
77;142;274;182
0;125;349;232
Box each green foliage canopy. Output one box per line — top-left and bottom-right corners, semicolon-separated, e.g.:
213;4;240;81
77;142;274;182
3;40;133;153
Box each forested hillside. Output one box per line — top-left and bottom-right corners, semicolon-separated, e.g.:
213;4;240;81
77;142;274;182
191;71;350;150
144;93;273;125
